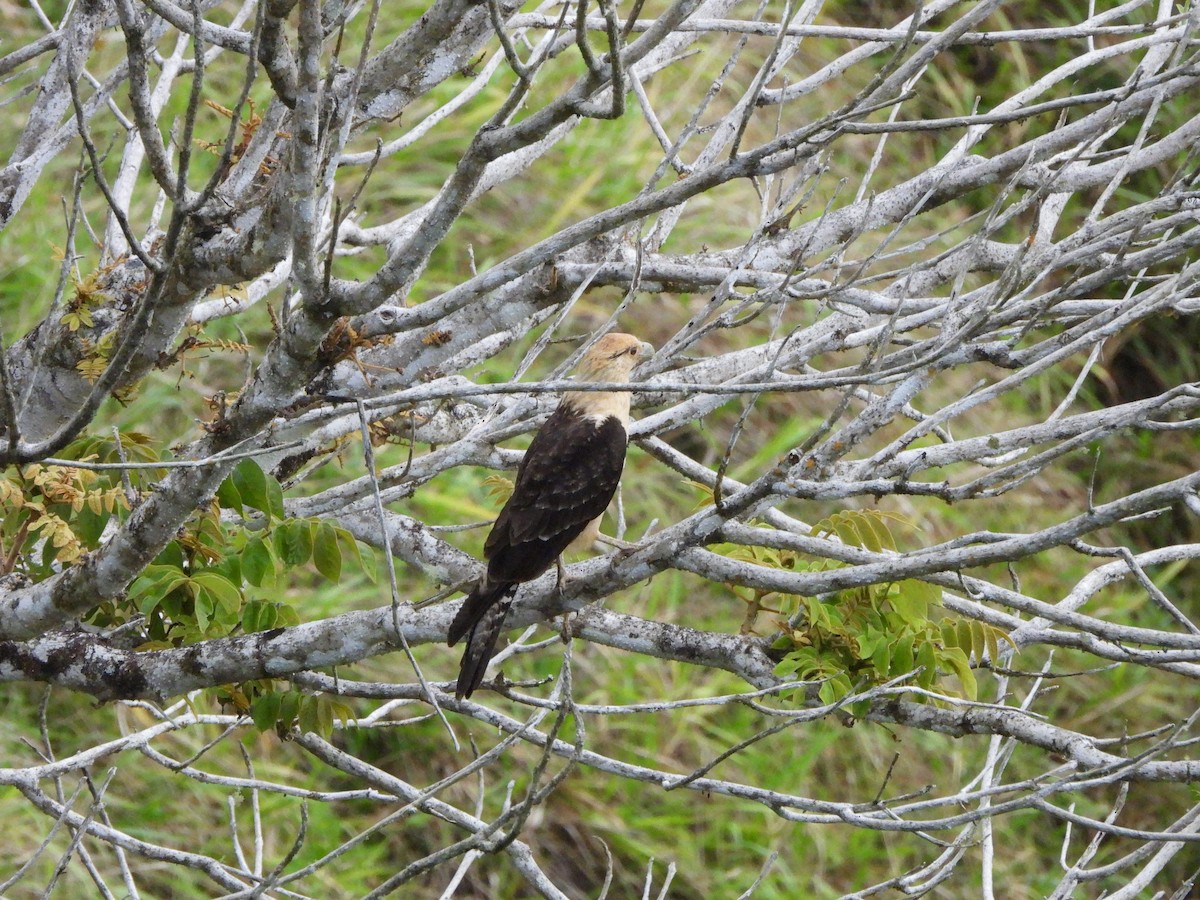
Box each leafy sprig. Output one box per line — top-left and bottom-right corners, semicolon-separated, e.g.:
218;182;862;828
726;510;1014;709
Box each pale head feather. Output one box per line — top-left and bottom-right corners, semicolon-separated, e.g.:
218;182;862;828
572;333;650;382
562;333;652;425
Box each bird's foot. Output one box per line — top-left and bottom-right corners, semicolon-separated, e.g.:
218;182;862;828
555;556;567;600
559;610;577;643
597;534;639;551
598;535;642;561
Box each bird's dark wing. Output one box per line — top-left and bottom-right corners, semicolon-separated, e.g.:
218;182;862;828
484;408;627;583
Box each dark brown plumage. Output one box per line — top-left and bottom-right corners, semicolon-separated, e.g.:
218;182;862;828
447;333;651;699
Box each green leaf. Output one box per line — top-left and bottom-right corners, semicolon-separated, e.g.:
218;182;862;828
154;541;185;569
242;537;276;588
968;621;986;663
957;621;974;661
817;674;853;705
275;603;301;627
829;513;865;549
192;571;243;617
916;640;938;689
335;527;374;584
215;476;243;514
127;564;184;601
984;625;999;664
129;565;190;616
160;589;189;621
134;588;164;618
276;518;313;566
870;633;891;676
890;581;930;626
775;653;804;679
941;621;958;649
299;696;334;737
942;646;978;700
73;506;107;546
193;589;214;632
242;599;279;633
329;700;355;728
277;692;301;732
231;459;271;517
118;431;162;462
890;634;914;677
856;629;881;660
313;522;342;582
316;696;335;736
862;514;896;552
2;502;28;538
211;555;242;588
265;475;285;521
359;543;378;584
298;696;317;735
250;692;282;732
855;514;883;553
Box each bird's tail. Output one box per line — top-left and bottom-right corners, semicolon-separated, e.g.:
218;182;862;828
448;580;517;699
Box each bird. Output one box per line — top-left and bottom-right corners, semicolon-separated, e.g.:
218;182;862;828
447;332;652;699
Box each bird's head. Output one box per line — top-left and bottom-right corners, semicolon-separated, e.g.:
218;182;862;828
573;333;653;383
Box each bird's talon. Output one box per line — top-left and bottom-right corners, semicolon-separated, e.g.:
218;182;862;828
615;542;641;560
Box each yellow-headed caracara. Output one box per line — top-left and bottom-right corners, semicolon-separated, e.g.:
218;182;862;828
447;333;652;699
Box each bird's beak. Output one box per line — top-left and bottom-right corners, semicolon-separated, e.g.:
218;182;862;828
639;340;654;359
